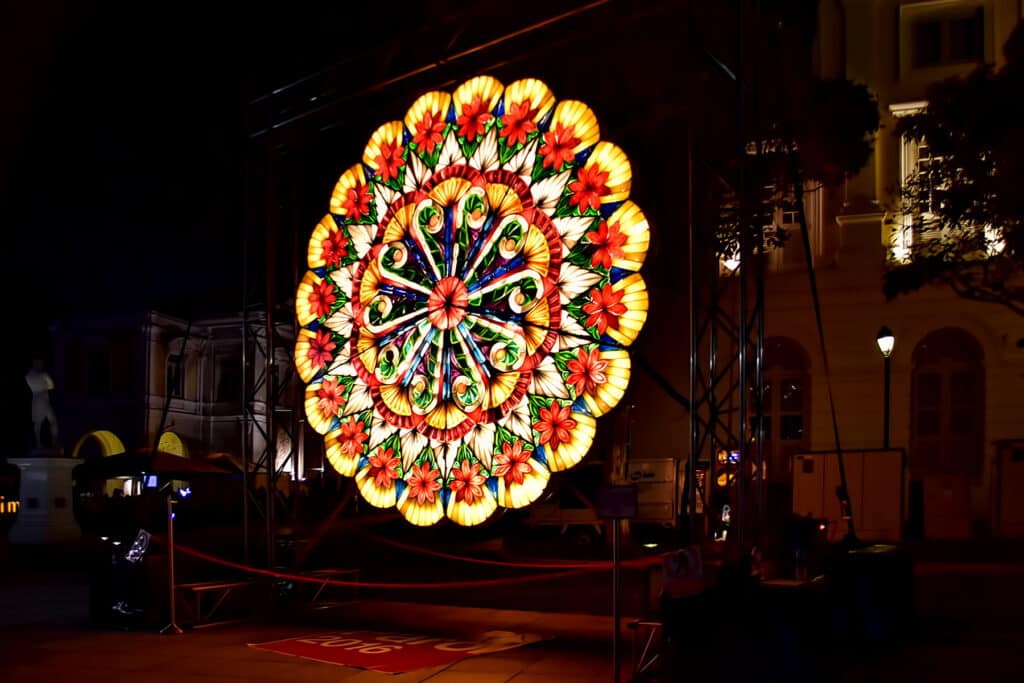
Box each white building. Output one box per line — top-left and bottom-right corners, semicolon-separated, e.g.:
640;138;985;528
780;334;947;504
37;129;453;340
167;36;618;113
752;0;1024;539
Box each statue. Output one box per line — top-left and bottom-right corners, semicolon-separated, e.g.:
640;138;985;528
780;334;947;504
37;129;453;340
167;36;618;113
25;360;58;449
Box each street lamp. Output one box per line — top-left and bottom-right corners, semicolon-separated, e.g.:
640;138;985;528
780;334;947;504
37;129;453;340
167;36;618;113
876;326;895;449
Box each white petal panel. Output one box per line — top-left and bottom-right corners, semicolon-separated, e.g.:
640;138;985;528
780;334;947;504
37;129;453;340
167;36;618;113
469;128;500;172
531;169;572;216
530;356;570;398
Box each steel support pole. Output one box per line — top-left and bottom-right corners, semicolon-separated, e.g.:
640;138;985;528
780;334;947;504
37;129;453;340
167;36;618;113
612;517;621;683
160;495;182;635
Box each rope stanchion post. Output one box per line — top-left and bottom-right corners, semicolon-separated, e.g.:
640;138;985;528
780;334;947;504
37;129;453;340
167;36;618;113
612;517;622;683
160;494;183;636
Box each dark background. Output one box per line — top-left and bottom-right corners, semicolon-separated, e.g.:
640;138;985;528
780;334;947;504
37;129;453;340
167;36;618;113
2;0;732;451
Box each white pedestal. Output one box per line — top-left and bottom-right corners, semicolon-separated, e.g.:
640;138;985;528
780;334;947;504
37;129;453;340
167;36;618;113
7;456;81;545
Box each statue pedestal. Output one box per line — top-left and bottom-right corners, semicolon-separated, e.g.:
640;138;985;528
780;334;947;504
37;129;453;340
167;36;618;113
6;455;80;545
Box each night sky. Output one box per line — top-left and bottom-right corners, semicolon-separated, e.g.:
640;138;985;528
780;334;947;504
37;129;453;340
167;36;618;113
1;1;384;430
2;1;694;443
2;1;514;353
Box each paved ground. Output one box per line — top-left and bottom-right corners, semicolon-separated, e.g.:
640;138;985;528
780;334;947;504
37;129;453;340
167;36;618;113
0;568;631;682
3;544;1024;682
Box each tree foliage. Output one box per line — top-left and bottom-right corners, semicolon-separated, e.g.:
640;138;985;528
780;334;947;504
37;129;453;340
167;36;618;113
716;2;879;262
885;21;1024;315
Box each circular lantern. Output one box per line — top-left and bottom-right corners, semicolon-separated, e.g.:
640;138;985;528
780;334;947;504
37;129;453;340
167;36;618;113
294;76;650;526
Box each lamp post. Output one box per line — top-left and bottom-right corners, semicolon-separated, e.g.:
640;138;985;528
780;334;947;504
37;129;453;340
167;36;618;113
876;326;895;449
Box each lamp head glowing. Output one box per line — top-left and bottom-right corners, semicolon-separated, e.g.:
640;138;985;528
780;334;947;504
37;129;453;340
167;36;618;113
876;326;895;359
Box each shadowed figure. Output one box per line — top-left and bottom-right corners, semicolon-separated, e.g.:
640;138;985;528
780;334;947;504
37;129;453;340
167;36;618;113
25;359;58;449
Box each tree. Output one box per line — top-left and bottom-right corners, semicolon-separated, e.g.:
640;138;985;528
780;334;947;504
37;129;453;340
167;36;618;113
715;2;880;263
885;21;1024;315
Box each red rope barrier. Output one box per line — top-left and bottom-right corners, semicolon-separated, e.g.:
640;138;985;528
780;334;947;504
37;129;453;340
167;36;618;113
357;528;661;570
171;542;606;590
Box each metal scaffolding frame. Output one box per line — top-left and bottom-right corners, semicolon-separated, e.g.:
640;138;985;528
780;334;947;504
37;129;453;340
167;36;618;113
241;0;769;561
686;0;767;549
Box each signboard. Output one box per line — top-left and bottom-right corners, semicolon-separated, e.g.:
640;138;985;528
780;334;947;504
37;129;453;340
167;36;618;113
250;629;545;674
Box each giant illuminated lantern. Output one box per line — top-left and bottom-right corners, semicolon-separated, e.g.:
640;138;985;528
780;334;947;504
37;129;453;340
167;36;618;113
295;76;649;525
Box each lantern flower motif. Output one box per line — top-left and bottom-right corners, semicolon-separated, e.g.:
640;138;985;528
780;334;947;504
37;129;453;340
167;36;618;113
566;347;609;397
586;220;627;269
493;440;533;486
307;329;336;371
407;462;442;505
295;76;650;526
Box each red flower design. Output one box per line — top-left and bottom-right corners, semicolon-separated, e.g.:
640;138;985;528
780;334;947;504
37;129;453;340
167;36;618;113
316;377;345;417
413;111;446;155
565;347;609;397
342;183;372;222
374;141;405;182
539;122;580;170
450;460;486;505
368;447;400;489
493;440;533;486
499;100;538;146
320;229;349;268
586;220;627;269
337;416;368;460
407;462;441;505
568;165;610;213
306;329;336;371
535;402;576;451
456;96;492;142
427;276;470;330
582;284;627;335
310;279;337;318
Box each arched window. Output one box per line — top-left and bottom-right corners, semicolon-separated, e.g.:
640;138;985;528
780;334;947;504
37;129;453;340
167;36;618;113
911;328;985;478
754;337;811;481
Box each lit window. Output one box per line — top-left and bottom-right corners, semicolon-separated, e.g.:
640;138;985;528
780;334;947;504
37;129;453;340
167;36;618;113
892;102;1003;262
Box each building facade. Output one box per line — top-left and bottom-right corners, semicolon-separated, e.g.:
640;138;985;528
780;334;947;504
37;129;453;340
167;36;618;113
51;310;302;479
749;0;1024;539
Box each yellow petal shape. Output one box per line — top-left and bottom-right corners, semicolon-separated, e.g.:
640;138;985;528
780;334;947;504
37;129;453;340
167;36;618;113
549;100;600;154
497;458;550;508
485;371;520;411
329;164;369;216
586;142;632;205
382;203;416;243
502;78;555;122
325;424;360;477
485;181;526;217
380;383;413;418
427;176;474;207
424;402;469;432
304;381;337;435
397;487;445;526
294;328;321;384
355;466;398;509
581;350;631;417
606;201;650;272
363;121;404;171
446;486;498;526
453;75;504;116
295;271;327;326
523;297;550;354
605;273;649;348
404;91;452;135
307;214;339;269
544;411;596;472
521;224;551;277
